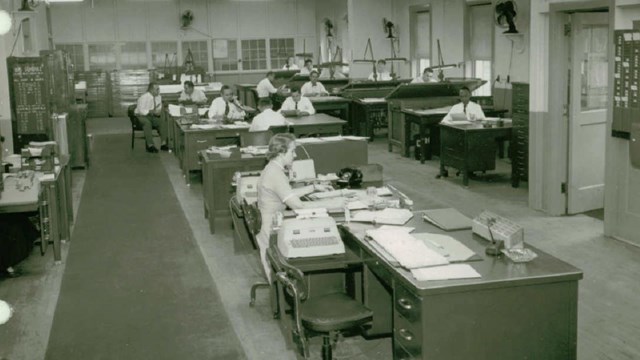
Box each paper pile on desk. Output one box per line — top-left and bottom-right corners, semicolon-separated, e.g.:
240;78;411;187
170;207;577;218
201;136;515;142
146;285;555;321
359;97;386;103
241;146;268;155
366;228;448;269
410;264;481;281
168;104;183;117
352;208;413;225
411;233;477;262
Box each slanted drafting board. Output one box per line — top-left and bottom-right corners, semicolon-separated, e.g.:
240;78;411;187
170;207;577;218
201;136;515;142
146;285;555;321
8;57;52;151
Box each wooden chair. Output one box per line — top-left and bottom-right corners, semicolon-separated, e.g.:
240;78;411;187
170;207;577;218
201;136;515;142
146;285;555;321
127;104;160;149
267;245;373;360
240;130;273;147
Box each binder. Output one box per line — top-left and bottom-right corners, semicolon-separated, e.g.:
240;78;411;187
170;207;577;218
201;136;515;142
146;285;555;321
422;208;472;231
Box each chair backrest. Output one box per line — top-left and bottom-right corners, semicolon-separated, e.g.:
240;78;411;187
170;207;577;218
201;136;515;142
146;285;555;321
357;163;384;187
266;243;308;301
127;104;142;130
241;130;274;147
242;200;262;238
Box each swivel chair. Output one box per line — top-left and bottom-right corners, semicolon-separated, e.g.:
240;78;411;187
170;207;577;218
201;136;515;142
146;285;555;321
267;246;373;360
245;203;273;309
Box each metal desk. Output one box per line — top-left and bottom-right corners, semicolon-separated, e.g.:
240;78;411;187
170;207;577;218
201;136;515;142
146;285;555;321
285;113;347;137
439;122;513;186
350;98;388;140
308;96;350;125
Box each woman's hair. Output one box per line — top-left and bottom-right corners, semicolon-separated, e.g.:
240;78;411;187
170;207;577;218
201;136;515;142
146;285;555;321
266;133;296;161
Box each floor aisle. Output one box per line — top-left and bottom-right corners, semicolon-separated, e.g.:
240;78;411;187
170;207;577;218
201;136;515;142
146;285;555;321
44;134;245;360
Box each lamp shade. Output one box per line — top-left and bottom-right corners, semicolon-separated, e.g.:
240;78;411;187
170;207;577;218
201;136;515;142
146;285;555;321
0;10;12;36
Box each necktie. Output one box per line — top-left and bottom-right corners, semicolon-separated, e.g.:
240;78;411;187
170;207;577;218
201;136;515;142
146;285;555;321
463;103;467;114
152;96;157;114
295;101;298;110
224;102;230;116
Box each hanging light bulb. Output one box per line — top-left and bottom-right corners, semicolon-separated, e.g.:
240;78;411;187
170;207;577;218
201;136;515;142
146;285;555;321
0;10;12;35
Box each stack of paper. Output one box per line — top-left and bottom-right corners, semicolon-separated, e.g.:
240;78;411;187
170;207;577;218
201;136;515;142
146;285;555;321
341;136;369;141
410;264;481;281
360;97;386;103
422;208;472;231
168;104;183;117
366;228;448;269
411;233;477;262
352;208;413;225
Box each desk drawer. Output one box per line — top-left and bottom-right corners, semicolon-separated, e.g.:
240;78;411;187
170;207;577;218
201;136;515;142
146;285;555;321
393;342;419;360
394;312;423;358
365;258;394;287
395;283;422;322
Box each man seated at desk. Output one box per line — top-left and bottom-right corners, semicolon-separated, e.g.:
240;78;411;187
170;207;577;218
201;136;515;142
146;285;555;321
178;80;208;105
441;86;486;124
279;87;315;116
301;70;328;97
250;98;287;132
282;56;299;70
208;85;247;122
256;133;332;279
411;67;438;84
257;72;286;99
135;82;168;153
299;59;315;75
368;59;393;81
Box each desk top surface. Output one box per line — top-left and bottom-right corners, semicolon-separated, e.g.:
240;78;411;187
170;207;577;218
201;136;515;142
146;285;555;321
308;96;351;104
0;158;67;210
343;212;583;295
442;120;513;131
284;113;347;126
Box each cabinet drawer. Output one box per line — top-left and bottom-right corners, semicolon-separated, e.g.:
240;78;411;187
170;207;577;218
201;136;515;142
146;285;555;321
395;283;422;322
365;258;393;288
394;312;422;358
393;342;418;360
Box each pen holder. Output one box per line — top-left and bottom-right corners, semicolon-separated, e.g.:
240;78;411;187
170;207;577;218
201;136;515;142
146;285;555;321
485;239;504;256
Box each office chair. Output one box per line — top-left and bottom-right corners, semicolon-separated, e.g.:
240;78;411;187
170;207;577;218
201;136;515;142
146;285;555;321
240;130;274;147
127;104;160;149
267;245;373;360
245;202;273;309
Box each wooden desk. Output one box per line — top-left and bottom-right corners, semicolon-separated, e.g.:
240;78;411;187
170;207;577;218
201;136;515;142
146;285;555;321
349;98;387;140
200;138;368;233
439;122;513;186
340;214;583;359
0;157;73;263
285;113;347;137
402;108;449;162
308;96;350;126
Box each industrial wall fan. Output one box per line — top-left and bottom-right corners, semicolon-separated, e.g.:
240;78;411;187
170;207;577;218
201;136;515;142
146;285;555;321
495;0;518;33
323;18;334;38
180;10;194;29
382;18;396;38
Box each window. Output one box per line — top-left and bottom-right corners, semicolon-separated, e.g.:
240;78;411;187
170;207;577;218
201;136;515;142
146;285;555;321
55;44;85;71
467;4;493;96
241;39;267;71
269;38;295;69
411;9;431;77
182;40;208;70
119;42;147;70
212;39;238;71
88;43;117;71
151;41;178;70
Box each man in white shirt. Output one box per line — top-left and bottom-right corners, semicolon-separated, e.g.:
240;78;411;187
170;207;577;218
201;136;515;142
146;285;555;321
280;87;315;116
208;85;246;122
178;80;208;105
256;72;284;99
135;82;168;153
441;87;485;124
301;71;328;97
411;67;438;84
250;98;287;132
282;56;300;70
368;59;393;81
299;59;315;75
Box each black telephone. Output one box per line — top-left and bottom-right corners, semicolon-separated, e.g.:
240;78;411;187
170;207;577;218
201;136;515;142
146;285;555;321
337;167;363;188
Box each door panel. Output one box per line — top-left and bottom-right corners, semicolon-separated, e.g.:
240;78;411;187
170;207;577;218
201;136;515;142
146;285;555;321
567;13;609;214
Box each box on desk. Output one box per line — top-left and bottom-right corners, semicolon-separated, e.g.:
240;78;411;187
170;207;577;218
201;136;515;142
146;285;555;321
21;142;57;173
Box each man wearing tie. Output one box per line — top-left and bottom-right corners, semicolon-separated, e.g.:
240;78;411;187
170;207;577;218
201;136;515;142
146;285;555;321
178;80;208;105
280;87;315;116
368;59;393;81
301;70;328;97
208;85;246;122
441;86;485;124
135;82;168;153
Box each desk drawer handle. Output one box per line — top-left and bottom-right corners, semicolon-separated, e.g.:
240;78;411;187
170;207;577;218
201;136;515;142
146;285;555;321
397;298;413;310
398;328;413;342
196;140;208;143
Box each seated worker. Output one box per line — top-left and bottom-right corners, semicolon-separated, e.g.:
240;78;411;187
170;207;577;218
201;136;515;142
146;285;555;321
298;59;315;75
208;85;247;121
279;87;315;116
135;82;168;153
368;59;393;81
319;64;346;79
441;86;485;124
256;71;285;99
256;133;332;279
282;56;300;70
411;67;438;83
178;80;208;105
300;70;328;97
0;213;39;277
249;98;287;132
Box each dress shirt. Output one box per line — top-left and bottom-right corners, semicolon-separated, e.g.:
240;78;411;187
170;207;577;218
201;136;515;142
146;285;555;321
249;108;287;132
256;78;278;98
178;88;207;103
368;71;392;81
282;64;300;70
299;67;316;75
280;96;315;115
135;92;162;116
300;81;328;96
208;97;246;120
411;76;438;84
441;101;486;124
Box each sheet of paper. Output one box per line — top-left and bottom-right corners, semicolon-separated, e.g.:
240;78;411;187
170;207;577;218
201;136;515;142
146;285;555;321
341;136;369;141
410;264;481;281
360;97;386;103
321;136;343;142
377;225;415;233
198;108;208;116
366;228;449;269
168;104;183;117
412;233;477;262
295;137;324;144
376;186;392;196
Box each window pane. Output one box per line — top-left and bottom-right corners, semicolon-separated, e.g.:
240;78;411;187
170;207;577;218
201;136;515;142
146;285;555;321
120;42;147;70
241;39;267;70
213;39;238;71
151;41;178;70
414;11;430;59
473;60;492;96
469;4;492;60
580;25;608;110
88;43;117;71
55;44;85;72
270;38;295;69
182;40;208;71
